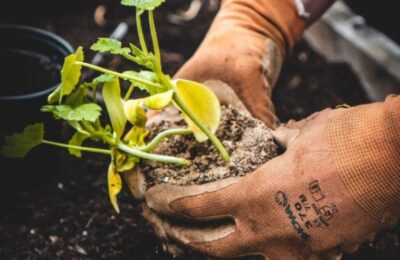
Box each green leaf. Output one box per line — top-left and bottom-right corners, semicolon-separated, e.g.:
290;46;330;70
117;157;139;172
93;74;116;84
121;0;166;10
129;43;143;56
42;103;102;122
48;47;84;104
129;43;155;69
107;162;122;213
173;79;221;142
143;90;173;110
123;100;147;127
102;79;127;140
124;126;149;147
0;123;44;158
91;38;131;55
122;70;165;95
81;74;116;89
68;121;91;136
68;132;89;157
65;88;89;107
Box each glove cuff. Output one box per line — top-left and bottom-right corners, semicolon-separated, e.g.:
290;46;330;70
327;95;400;224
221;0;305;57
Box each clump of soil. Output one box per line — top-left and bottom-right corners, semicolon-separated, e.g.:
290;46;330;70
140;106;278;188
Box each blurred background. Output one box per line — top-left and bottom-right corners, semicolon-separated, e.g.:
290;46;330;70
1;0;399;259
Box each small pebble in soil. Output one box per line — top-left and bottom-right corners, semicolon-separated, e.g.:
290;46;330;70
49;235;59;243
140;106;278;188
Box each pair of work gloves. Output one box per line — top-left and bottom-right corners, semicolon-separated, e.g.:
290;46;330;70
126;0;400;259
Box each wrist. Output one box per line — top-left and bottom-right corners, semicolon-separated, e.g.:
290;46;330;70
327;95;400;224
300;0;336;26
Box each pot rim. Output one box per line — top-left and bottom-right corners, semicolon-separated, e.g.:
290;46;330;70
0;24;74;101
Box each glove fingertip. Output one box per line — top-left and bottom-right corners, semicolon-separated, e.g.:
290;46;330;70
272;127;300;149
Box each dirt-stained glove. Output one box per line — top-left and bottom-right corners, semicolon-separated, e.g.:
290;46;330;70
175;0;305;128
125;80;252;255
142;96;400;259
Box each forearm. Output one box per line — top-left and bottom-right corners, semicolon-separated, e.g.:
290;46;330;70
217;0;305;58
328;95;400;224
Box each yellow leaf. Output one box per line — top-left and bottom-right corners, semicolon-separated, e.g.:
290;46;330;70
143;90;173;110
103;79;127;139
123;100;147;127
107;163;122;213
114;150;139;172
68;132;88;158
124;126;149;147
48;47;84;104
173;79;221;142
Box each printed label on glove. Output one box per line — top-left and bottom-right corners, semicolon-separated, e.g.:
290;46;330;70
275;180;339;240
275;191;311;240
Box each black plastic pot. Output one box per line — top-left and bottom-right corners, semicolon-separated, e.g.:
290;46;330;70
1;0;103;19
0;25;73;193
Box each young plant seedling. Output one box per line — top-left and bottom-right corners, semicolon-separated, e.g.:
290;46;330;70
0;0;229;213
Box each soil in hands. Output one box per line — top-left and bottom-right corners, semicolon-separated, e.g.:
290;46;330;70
140;106;278;188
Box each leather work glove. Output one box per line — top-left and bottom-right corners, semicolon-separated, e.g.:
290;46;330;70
140;96;400;259
174;0;306;128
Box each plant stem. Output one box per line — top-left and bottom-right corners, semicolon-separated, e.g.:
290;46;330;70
118;143;190;166
136;9;148;54
173;93;230;162
148;11;172;89
141;129;192;152
124;83;135;101
42;140;111;155
79;121;116;145
92;85;98;103
148;10;161;73
75;61;162;90
81;121;96;134
121;53;141;64
95;119;102;130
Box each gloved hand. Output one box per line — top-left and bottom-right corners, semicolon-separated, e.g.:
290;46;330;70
174;0;305;128
126;81;250;201
129;0;306;208
141;96;400;259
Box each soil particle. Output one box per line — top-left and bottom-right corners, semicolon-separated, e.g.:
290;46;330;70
140;106;278;188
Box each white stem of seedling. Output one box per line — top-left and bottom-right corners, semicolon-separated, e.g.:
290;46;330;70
75;61;163;90
173;93;230;162
42;140;111;155
140;128;192;152
118;143;190;166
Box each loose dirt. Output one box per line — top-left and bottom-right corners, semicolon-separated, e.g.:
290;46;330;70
140;106;278;188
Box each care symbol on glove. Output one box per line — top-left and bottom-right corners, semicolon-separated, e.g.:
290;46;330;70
309;180;326;202
275;191;288;207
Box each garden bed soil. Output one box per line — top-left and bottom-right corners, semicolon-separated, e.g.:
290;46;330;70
141;106;277;188
1;1;399;259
